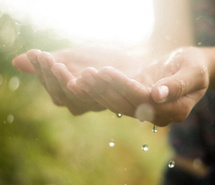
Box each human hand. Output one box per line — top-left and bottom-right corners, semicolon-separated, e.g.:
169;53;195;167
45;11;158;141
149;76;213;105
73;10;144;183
12;49;106;115
77;47;209;126
12;47;144;115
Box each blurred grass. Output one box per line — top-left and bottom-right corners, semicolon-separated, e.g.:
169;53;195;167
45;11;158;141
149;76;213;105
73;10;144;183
0;13;172;185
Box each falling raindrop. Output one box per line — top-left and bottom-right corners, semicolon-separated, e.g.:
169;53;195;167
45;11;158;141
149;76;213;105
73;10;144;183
8;76;20;91
168;160;175;168
141;144;149;151
117;113;122;118
152;125;158;133
109;141;115;147
7;114;14;123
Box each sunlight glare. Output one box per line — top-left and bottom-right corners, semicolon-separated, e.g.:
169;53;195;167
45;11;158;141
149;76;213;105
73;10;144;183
2;0;154;46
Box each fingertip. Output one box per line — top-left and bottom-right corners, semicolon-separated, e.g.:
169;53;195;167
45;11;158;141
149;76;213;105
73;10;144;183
52;63;74;82
98;66;116;82
80;67;98;76
67;79;85;95
76;77;90;92
12;53;35;74
26;49;41;58
26;49;41;64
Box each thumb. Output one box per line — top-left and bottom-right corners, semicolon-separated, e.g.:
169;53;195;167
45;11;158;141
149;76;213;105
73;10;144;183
151;69;208;103
12;53;35;74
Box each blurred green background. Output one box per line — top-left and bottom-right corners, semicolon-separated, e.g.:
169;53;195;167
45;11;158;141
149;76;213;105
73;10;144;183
0;14;171;185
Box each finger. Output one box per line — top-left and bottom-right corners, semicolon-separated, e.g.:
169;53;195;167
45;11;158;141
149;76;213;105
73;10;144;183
37;51;65;105
98;66;150;107
150;88;206;126
151;66;209;103
67;79;105;112
79;67;136;116
26;49;47;87
51;63;103;111
75;76;118;114
12;53;35;74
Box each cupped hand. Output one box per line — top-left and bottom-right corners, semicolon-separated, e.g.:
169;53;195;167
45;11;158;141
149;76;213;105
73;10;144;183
12;47;144;115
12;49;105;115
77;47;209;126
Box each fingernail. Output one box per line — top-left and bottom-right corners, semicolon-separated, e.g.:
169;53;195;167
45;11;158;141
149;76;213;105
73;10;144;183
100;74;111;82
158;85;169;102
83;72;95;86
76;79;90;92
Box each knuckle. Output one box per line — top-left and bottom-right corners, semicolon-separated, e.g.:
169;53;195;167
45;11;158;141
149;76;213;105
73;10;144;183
175;79;186;98
199;66;209;89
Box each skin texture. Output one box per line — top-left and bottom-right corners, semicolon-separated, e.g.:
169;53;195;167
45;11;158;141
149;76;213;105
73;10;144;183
12;46;211;126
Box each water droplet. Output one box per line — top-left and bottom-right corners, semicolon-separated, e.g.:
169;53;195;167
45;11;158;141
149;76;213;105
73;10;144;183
8;76;20;91
109;141;115;147
117;113;122;118
141;144;149;151
168;160;175;168
7;114;14;123
152;125;158;133
135;104;154;122
197;42;202;46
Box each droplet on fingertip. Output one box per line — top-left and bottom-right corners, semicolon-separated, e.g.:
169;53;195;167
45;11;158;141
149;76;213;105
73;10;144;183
117;113;122;118
152;125;158;133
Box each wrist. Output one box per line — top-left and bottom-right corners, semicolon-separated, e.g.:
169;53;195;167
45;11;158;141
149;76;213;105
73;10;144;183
200;47;215;89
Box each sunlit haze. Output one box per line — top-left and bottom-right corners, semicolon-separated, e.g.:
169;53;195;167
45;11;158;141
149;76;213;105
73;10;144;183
1;0;154;46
